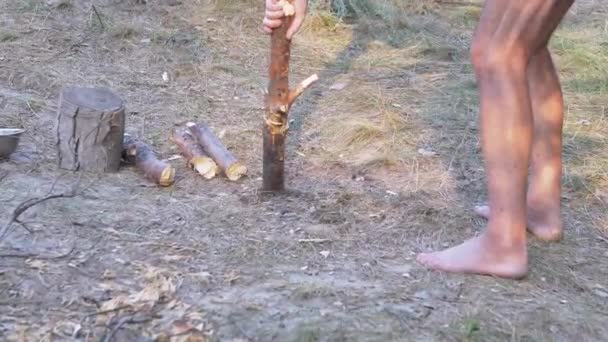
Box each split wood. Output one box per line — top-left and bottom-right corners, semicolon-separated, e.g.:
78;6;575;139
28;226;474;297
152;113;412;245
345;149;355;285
170;129;218;179
123;135;175;186
187;122;247;181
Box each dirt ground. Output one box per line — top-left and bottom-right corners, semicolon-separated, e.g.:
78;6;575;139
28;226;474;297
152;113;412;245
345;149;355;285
1;0;607;341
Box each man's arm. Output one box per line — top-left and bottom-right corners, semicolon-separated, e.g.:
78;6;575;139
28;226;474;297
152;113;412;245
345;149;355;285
263;0;308;39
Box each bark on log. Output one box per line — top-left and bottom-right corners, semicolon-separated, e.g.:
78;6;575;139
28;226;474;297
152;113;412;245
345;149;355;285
170;129;218;179
263;1;318;191
186;122;247;181
122;136;175;186
56;87;125;172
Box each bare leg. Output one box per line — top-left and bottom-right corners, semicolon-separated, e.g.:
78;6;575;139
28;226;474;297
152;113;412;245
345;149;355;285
475;47;564;242
417;0;574;278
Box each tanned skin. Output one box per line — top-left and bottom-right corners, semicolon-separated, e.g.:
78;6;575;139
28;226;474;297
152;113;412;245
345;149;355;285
417;0;574;279
263;0;575;279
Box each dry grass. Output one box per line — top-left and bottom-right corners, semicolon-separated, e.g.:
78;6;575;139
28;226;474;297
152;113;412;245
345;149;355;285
313;85;413;168
0;30;19;43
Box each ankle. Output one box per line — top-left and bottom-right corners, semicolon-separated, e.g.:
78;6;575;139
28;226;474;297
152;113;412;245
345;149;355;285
483;227;527;250
526;198;562;222
526;187;561;210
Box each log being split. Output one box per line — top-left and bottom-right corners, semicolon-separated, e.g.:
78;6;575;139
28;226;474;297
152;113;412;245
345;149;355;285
186;122;247;181
122;136;175;186
170;129;218;179
264;0;318;191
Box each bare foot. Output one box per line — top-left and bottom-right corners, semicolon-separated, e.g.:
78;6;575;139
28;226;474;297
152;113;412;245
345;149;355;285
474;205;562;242
417;233;528;279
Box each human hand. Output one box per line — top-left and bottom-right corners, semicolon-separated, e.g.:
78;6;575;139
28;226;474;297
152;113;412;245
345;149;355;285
263;0;307;39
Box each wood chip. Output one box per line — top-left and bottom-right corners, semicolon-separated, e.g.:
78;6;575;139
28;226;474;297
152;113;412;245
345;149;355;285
298;238;331;243
417;148;437;157
329;82;348;91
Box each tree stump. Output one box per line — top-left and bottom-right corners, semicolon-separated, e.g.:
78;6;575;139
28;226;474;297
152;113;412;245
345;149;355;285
56;87;125;172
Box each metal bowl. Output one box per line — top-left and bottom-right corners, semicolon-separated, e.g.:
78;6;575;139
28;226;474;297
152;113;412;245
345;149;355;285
0;128;25;159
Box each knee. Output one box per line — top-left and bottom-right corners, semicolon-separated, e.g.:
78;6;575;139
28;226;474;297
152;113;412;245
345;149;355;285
472;40;531;75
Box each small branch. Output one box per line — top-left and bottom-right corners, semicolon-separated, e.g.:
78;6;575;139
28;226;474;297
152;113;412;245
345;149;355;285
435;0;483;7
80;304;133;327
0;178;80;241
298;238;331;243
104;314;153;342
0;245;75;259
14;219;33;233
288;74;319;106
91;5;106;30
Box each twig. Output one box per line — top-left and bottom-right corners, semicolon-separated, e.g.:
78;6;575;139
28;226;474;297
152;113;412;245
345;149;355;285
85;305;132;319
91;5;105;30
103;314;153;342
79;304;133;327
288;74;319;105
229;316;254;341
298;238;332;243
435;0;483;7
47;34;91;61
0;177;80;241
14;220;34;233
0;245;75;259
0;300;45;306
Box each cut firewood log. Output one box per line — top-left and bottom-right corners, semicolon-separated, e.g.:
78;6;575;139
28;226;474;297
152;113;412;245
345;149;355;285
170;129;218;179
186;122;247;181
122;136;175;186
56;87;126;173
263;0;318;191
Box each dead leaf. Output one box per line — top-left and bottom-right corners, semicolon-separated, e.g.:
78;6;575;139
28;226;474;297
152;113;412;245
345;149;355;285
173;333;208;342
224;270;240;285
171;319;195;335
167;155;183;162
52;321;81;338
329;82;348;91
98;269;177;324
166;299;181;310
162;254;187;262
102;269;116;279
26;259;47;270
417;148;437;157
99;295;130;312
99;282;122;291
